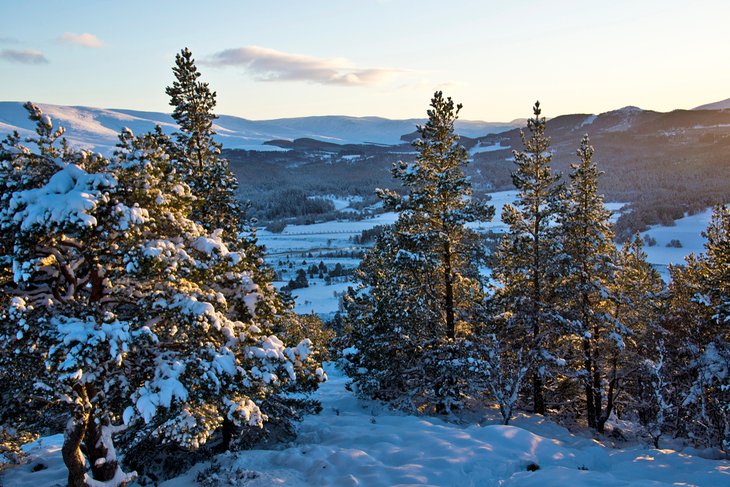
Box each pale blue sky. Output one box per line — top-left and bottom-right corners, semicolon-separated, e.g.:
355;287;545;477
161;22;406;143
1;0;728;121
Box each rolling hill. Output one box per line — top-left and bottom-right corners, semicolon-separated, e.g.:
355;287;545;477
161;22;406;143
2;100;729;239
0;102;518;152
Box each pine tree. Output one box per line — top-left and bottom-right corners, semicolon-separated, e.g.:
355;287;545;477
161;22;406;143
0;105;138;486
611;234;666;438
556;135;620;431
672;206;730;448
345;92;493;412
377;91;494;339
701;205;730;327
166;47;242;235
344;229;432;405
491;101;563;415
0;106;325;486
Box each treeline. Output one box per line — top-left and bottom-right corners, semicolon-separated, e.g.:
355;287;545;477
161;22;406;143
0;49;329;486
341;94;730;450
281;262;352;292
253;188;335;220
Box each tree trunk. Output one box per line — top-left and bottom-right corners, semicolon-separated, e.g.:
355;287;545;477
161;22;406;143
593;368;603;430
443;240;455;340
596;353;619;433
531;214;545;416
532;372;545;415
220;417;235;452
84;416;119;482
63;386;90;487
583;337;596;428
89;263;104;303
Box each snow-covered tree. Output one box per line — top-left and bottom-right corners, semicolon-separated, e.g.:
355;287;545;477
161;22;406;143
166;47;243;235
640;342;673;447
473;326;531;425
671;206;730;449
700;205;730;328
0;105;325;486
491;101;563;415
376;91;494;341
611;234;666;437
344;92;493;412
556;135;623;432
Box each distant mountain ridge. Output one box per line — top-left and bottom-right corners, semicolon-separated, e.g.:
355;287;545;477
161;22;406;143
693;97;730;111
217;100;730;241
1;99;729;241
0;102;519;153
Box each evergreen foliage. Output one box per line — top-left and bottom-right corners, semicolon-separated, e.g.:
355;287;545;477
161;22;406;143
556;135;622;432
0;66;325;485
166;47;243;235
491;101;563;415
344;92;493;412
611;235;667;438
667;206;730;449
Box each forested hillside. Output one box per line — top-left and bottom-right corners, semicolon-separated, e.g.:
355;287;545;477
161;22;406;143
224;106;730;237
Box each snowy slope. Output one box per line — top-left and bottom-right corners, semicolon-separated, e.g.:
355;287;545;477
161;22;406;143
0;102;516;152
693;97;730;110
5;364;728;486
640;208;713;280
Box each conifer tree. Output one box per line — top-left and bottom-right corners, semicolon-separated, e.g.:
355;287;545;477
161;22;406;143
700;205;730;327
345;92;493;411
611;234;667;438
166;47;242;235
491;101;563;415
0;106;325;486
671;206;730;448
377;91;494;340
557;136;621;431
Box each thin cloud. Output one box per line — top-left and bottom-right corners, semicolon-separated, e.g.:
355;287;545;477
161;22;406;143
398;78;465;93
0;49;49;64
204;45;401;86
59;32;104;48
435;80;466;90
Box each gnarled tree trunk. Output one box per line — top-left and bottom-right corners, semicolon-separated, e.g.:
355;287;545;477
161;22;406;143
62;385;90;487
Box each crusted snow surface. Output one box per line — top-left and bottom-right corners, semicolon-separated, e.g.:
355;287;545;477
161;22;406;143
3;367;730;486
155;363;729;487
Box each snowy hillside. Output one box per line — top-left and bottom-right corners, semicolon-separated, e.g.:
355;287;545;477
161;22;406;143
693;97;730;110
5;364;728;487
0;102;516;152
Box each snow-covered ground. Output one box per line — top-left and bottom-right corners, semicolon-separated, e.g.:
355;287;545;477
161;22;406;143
2;194;724;486
283;281;351;315
640;208;713;279
5;364;728;487
259;191;711;314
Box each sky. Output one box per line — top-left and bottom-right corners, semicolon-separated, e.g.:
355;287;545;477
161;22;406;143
1;0;729;122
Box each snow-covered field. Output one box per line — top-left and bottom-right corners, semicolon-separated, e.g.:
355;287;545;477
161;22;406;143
259;191;709;314
640;208;713;279
5;364;728;487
